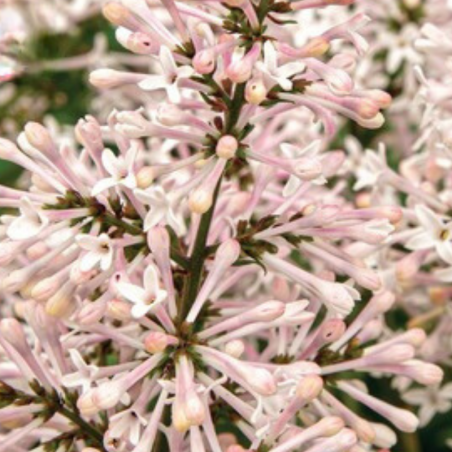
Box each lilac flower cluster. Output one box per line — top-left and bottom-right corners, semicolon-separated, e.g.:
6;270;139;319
0;0;450;451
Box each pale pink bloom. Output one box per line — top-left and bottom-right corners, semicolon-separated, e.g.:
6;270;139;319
116;264;168;318
402;383;452;427
7;197;49;240
92;146;138;196
134;186;185;235
76;233;114;272
255;41;305;91
61;349;99;392
406;205;452;264
138;46;194;103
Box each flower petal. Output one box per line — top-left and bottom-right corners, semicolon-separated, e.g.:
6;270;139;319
116;282;147;305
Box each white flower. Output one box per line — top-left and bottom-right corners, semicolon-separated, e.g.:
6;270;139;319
108;407;148;446
402;383;452;427
256;41;305;91
116;264;167;318
61;349;99;392
134;186;186;235
91;146;138;196
280;140;326;197
406;205;452;264
353;144;388;191
138;46;194;103
76;233;114;272
7;197;49;241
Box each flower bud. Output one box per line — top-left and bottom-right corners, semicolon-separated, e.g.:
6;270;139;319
90;69;142;89
116;28;156;54
172;401;191;432
193;49;216;74
157;103;186;126
24;122;54;155
77;302;106;325
296;374;323;401
45;283;75;318
77;390;99;417
224;340;245;358
144;332;175;354
189;188;213;214
301;37;330;57
216;135;238;160
0;138;20;160
0;319;27;350
245;78;267;105
247;300;286;322
136;166;155;189
107;299;132;321
26;242;49;261
316;416;345;436
403;361;444;385
92;380;124;410
357;112;385;129
227;447;247;452
103;2;138;29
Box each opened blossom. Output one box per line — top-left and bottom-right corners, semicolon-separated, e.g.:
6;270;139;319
0;0;451;451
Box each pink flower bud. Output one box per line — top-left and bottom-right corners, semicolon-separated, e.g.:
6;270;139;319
193;49;216;74
26;242;49;261
0;138;20;160
296;374;323;401
156;103;187;126
116;28;157;54
216;135;238;160
92;380;124;410
107;299;132;321
89;69;144;89
45;282;76;318
77;390;99;417
31;274;62;302
103;2;140;30
77;302;106;325
189;188;213;214
24;122;54;155
227;43;260;84
224;340;245;358
144;332;177;354
136;166;155;189
245;78;268;105
0;319;27;350
402;361;444;385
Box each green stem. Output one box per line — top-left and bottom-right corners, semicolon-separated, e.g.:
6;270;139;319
180;177;223;319
58;406;106;450
102;213;144;236
225;83;246;133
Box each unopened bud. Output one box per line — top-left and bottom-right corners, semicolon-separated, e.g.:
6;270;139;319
296;374;323;401
45;283;75;318
224;340;245;358
24;122;54;155
245;78;267;105
136;166;155;189
77;390;99;417
193;49;216;74
144;332;177;354
189;188;213;214
216;135;238;160
107;299;132;321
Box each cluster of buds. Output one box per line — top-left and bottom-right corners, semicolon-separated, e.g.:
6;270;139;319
0;0;450;451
